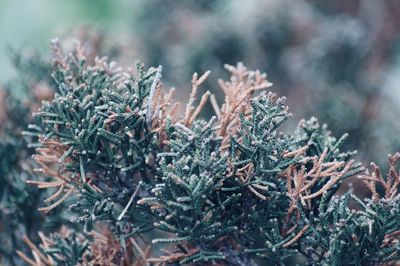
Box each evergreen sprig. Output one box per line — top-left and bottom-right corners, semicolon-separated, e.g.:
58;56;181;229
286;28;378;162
141;118;242;264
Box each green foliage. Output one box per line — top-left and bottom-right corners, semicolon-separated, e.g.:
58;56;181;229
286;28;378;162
227;94;301;262
230;93;297;176
300;191;400;266
26;41;161;243
2;37;400;266
147;118;241;263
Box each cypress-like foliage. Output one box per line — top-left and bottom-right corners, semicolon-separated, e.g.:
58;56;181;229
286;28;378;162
1;38;400;266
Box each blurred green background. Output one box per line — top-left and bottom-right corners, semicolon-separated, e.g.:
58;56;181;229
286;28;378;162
0;0;136;81
2;0;400;165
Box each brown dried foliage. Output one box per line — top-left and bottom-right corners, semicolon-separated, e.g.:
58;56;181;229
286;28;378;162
16;233;54;266
359;153;400;257
16;227;88;266
26;140;77;213
283;148;354;237
182;71;211;128
359;152;400;201
85;227;149;266
17;227;149;266
146;71;180;145
231;139;308;202
148;62;273;149
214;63;272;146
215;64;284;201
147;69;213;148
147;243;199;266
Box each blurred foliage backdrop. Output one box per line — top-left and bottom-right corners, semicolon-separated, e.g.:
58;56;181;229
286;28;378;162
2;0;400;165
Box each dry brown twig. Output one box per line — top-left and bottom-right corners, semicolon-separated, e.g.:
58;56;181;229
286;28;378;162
26;140;77;213
278;148;355;246
86;227;149;266
149;63;273;148
182;70;211;127
16;227;75;266
284;148;354;228
358;153;400;262
282;224;310;248
17;226;149;266
213;63;272;146
232;145;308;201
235;162;267;200
147;243;199;266
16;235;53;266
147;80;181;144
147;70;212;148
359;152;400;201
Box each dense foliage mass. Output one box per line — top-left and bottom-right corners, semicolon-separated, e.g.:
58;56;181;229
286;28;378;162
1;38;400;266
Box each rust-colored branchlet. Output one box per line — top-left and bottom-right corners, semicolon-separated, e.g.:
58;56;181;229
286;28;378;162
215;63;272;145
284;148;354;229
359;152;400;201
27;140;76;213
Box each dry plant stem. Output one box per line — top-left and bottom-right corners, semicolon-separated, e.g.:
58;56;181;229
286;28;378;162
188;90;211;125
234;145;308;201
359;153;400;201
282;225;310;248
147;71;214;146
236;163;267;200
16;236;53;266
118;183;142;221
283;145;309;159
284;147;356;231
15;251;38;266
146;66;162;128
27;140;77;213
357;153;400;262
150;87;179;130
301;160;354;200
38;187;74;213
147;247;199;264
216;63;272;142
210;94;221;119
286;147;354;204
183;71;211;127
130;238;146;261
